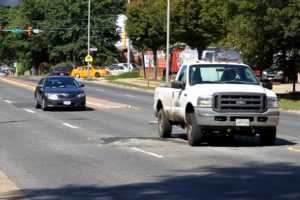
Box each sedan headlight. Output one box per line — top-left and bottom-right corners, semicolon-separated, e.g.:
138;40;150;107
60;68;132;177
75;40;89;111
77;93;85;98
267;96;278;108
45;93;59;100
197;96;213;107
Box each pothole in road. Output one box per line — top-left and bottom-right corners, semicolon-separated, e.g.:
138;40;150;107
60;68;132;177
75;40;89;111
98;137;186;147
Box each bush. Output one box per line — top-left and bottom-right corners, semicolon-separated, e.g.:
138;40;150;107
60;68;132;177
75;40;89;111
106;71;139;81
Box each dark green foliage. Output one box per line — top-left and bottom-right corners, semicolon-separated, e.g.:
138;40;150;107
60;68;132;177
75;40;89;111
0;0;124;72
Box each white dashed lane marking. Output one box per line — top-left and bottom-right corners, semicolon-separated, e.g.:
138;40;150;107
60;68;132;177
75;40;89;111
4;100;12;104
131;147;164;158
125;94;136;98
24;109;36;113
96;89;105;92
62;123;79;129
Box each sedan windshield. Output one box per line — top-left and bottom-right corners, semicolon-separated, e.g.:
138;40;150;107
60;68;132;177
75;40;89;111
45;78;79;88
189;64;259;85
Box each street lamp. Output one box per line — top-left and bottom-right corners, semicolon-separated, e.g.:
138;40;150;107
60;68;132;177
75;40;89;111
165;0;170;85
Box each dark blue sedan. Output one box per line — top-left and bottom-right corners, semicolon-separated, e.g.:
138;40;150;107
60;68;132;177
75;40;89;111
34;76;86;111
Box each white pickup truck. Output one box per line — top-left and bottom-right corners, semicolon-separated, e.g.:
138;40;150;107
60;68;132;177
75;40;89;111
154;60;280;146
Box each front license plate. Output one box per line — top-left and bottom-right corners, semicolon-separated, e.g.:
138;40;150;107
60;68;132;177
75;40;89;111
63;101;71;105
235;119;250;126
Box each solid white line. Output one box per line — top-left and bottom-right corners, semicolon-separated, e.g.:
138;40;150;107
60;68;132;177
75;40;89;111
62;123;79;129
125;94;135;98
4;100;12;104
24;109;36;113
131;147;164;158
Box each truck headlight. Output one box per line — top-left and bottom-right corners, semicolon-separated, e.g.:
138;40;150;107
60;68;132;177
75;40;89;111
45;93;59;100
197;96;213;107
267;97;277;108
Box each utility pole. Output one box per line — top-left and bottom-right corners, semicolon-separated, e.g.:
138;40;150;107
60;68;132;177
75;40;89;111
165;0;170;85
87;0;91;78
127;0;131;71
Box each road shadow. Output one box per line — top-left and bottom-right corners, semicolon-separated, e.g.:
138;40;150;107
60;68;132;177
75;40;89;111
2;162;300;200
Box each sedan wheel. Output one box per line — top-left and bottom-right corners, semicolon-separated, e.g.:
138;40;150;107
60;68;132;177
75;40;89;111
35;96;41;109
75;73;80;78
41;98;47;111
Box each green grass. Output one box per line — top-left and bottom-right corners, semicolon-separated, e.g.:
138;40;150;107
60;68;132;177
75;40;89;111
106;71;139;81
277;92;300;110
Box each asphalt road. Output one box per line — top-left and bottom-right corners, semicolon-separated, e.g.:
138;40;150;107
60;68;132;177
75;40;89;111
0;78;300;200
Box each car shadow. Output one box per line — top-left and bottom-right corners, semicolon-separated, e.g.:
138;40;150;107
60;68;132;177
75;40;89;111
45;106;95;112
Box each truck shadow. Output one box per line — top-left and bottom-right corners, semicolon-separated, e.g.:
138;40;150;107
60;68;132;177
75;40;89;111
171;133;296;147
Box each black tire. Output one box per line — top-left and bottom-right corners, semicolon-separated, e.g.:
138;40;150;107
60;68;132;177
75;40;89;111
186;113;203;146
41;98;47;111
157;108;172;138
75;73;80;78
259;127;276;146
95;73;100;78
35;96;41;109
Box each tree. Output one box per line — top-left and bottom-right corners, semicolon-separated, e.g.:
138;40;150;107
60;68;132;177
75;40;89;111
171;0;226;57
0;0;125;73
223;0;300;89
126;0;167;79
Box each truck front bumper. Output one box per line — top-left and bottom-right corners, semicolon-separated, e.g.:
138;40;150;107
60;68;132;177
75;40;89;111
194;107;279;127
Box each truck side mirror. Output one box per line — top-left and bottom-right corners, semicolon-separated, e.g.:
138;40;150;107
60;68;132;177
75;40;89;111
262;82;272;90
171;80;185;90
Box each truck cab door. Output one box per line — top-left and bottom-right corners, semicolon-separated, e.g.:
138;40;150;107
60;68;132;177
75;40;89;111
171;65;187;122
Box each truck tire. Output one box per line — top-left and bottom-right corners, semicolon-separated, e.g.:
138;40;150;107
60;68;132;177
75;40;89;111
158;108;172;138
259;127;276;145
186;113;203;146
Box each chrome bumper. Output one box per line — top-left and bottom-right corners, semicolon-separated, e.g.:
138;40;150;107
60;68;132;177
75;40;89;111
195;107;280;127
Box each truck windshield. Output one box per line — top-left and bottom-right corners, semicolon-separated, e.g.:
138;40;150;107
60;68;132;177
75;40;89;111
189;64;259;85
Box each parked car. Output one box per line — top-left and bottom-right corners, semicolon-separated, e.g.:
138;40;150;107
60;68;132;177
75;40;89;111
261;68;295;83
106;63;139;72
34;76;86;111
108;65;129;75
49;66;73;76
0;69;8;77
71;66;108;78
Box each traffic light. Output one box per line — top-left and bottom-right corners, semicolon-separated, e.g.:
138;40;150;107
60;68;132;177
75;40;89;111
28;26;33;36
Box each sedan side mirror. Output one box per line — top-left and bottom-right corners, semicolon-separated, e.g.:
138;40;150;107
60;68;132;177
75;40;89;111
80;84;85;87
171;80;185;90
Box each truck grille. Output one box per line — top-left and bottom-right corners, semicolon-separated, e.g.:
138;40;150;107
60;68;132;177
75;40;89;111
213;92;267;113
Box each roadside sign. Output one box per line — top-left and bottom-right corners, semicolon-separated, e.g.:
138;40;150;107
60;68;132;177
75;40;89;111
85;54;93;62
90;48;98;52
11;28;23;34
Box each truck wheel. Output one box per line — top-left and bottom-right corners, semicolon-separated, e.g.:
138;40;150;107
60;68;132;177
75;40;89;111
259;127;276;145
158;108;172;138
186;113;203;146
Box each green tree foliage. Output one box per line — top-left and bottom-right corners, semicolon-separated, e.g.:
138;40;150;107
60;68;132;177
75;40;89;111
0;0;124;73
127;0;226;57
171;0;226;55
223;0;300;73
